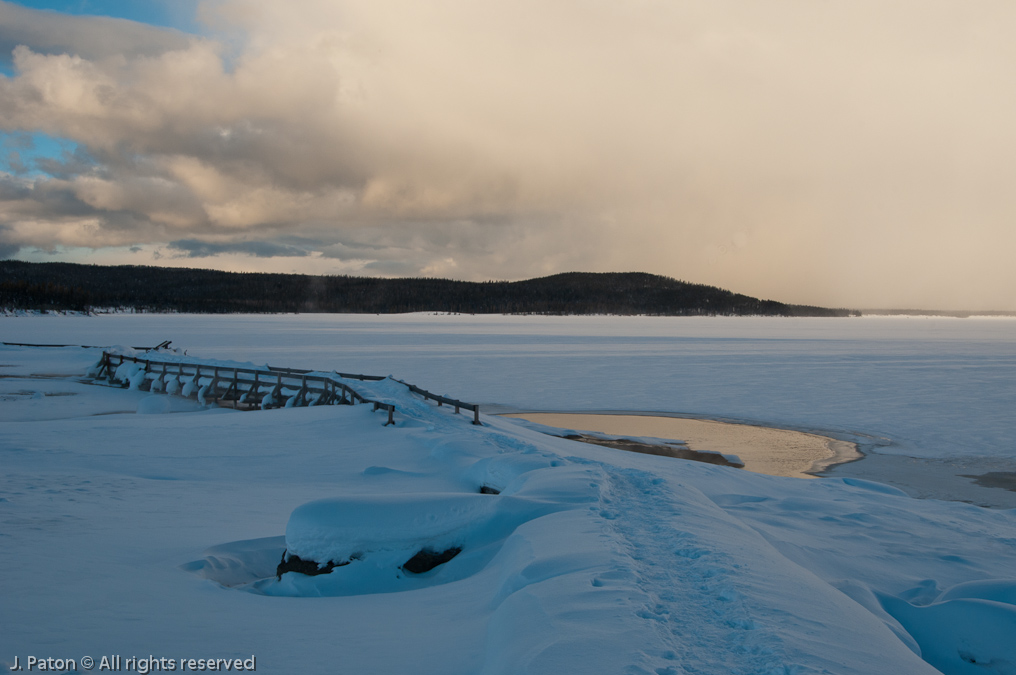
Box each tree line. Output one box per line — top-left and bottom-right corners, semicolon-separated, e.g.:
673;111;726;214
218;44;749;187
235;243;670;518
0;261;851;316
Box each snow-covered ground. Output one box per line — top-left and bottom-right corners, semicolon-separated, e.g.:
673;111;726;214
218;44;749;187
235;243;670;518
2;314;1015;674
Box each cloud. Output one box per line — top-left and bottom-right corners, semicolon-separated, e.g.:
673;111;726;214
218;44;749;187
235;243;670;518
0;0;192;64
4;149;25;173
33;145;98;180
168;238;312;258
0;131;34;174
0;222;20;257
1;0;1016;308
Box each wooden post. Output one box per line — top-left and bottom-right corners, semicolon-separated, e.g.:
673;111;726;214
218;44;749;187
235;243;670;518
473;405;481;425
248;372;260;408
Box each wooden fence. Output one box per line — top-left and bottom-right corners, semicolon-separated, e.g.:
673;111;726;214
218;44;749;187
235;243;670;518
92;351;481;426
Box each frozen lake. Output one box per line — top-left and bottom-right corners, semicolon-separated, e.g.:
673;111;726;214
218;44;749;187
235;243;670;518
5;313;1015;505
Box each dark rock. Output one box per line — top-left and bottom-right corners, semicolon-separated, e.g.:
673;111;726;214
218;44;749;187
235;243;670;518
479;485;501;495
401;547;462;574
276;550;349;580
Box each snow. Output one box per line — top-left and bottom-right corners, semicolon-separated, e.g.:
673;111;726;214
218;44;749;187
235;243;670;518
878;594;1016;675
2;315;1016;674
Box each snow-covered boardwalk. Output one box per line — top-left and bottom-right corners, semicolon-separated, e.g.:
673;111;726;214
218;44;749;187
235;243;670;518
93;349;481;425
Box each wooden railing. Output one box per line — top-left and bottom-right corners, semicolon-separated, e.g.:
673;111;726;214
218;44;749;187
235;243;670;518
92;351;481;426
393;378;481;425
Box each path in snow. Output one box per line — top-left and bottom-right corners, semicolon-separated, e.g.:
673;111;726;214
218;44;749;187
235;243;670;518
596;464;790;674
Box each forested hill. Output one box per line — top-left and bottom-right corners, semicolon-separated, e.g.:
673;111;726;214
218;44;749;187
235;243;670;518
0;261;850;316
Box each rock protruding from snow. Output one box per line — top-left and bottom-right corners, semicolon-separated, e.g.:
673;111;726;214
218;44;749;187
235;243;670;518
276;551;347;579
402;547;462;574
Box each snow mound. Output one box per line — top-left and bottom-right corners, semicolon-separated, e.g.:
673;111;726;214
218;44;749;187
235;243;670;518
112;360;148;389
464;454;561;495
283;492;554;564
284;492;502;562
137;395;172;415
180;376;199;398
880;591;1016;675
256;491;559;597
938;579;1016;606
164;376;180;395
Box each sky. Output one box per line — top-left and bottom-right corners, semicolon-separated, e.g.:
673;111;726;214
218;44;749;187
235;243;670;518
2;0;1015;310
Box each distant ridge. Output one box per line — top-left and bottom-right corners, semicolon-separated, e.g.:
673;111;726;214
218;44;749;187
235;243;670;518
0;261;850;316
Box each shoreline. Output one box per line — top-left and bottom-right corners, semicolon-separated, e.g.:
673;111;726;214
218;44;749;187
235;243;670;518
502;410;1016;508
503;411;863;480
